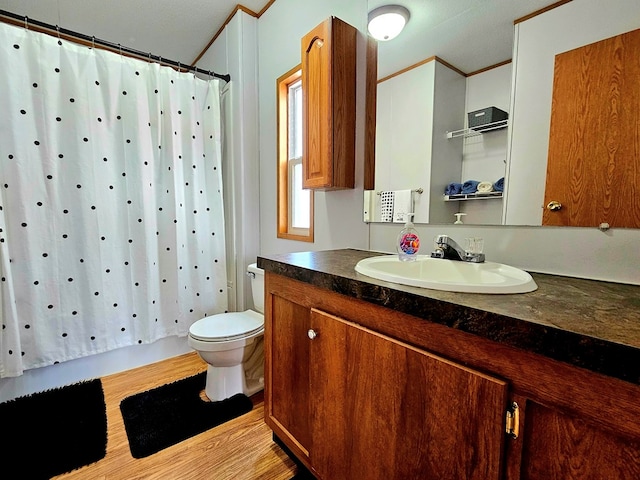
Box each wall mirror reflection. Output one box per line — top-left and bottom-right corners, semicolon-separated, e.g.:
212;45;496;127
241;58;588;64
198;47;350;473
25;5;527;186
365;0;640;229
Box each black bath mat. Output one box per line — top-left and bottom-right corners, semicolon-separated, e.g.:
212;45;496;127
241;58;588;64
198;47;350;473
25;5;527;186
0;378;107;479
120;371;253;458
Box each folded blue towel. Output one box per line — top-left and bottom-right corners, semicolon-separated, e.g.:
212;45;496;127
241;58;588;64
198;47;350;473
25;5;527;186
445;182;463;195
461;180;479;194
493;177;505;192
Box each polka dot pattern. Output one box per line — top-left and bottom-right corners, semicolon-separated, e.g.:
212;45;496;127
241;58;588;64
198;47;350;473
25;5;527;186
0;22;227;375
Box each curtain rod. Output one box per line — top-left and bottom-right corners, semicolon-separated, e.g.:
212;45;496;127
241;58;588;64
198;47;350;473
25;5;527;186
0;9;231;83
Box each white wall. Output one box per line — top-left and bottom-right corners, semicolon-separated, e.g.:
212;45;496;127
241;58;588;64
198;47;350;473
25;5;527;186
373;60;465;224
459;63;511;225
196;12;260;312
375;61;435;224
371;60;511;227
257;0;370;255
430;61;466;224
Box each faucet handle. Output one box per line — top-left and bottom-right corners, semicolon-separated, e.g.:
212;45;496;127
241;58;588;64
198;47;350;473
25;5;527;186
434;234;449;244
464;252;486;263
431;235;448;258
464;237;485;263
464;237;484;254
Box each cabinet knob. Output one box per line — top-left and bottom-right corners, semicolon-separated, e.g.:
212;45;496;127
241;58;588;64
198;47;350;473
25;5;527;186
546;200;562;211
307;329;318;340
305;36;325;53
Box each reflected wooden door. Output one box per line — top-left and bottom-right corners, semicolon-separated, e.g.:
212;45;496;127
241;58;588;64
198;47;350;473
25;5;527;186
543;28;640;227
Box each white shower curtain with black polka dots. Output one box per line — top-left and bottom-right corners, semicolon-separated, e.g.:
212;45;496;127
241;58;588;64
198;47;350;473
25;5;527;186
0;22;228;377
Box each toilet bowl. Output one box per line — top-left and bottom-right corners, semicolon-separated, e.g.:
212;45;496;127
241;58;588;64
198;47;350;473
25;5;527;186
188;263;265;401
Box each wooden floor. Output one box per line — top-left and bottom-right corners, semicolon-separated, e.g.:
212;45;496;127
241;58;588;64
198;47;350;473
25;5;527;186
54;352;298;480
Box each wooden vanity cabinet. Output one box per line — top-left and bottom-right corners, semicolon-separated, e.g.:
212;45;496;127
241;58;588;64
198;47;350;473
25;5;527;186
264;272;640;479
265;273;509;479
301;17;356;190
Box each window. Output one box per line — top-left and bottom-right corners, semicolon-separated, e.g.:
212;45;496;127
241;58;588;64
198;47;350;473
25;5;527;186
277;65;314;241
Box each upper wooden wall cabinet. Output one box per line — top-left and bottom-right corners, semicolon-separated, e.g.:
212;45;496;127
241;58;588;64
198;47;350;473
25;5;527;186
301;17;357;190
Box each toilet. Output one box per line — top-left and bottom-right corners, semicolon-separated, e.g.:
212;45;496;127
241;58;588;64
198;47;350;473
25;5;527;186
188;263;265;401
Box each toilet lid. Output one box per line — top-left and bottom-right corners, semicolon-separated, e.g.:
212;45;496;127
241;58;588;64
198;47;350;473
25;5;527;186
189;310;264;342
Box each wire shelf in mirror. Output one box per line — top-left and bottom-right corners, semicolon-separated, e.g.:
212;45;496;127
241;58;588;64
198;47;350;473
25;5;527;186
444;192;503;201
446;120;509;139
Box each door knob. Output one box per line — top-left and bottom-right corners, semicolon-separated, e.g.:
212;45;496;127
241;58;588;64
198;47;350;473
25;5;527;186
546;200;562;211
307;329;318;340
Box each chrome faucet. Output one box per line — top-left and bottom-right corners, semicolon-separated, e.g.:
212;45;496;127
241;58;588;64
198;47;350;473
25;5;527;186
430;235;485;263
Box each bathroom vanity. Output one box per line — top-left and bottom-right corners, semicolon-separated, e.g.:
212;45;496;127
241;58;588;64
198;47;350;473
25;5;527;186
259;249;640;480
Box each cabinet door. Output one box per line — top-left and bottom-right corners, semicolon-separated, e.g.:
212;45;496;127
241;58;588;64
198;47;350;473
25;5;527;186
264;293;312;462
518;400;640;479
309;308;509;480
544;27;640;228
301;17;356;190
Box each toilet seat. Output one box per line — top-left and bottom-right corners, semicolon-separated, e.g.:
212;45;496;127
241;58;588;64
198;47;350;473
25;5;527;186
189;310;264;342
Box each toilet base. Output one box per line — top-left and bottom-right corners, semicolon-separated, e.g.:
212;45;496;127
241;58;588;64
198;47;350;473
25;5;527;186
205;364;243;401
204;364;264;402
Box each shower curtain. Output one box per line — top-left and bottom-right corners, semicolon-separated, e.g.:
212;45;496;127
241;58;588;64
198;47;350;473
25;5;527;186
0;22;228;377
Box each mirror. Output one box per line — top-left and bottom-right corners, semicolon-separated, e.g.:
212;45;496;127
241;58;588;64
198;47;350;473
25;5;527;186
365;0;639;227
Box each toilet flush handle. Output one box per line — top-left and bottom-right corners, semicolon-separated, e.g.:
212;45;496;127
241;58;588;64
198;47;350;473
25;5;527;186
307;329;318;340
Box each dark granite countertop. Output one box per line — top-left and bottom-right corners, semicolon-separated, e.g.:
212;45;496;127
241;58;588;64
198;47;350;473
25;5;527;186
258;249;640;386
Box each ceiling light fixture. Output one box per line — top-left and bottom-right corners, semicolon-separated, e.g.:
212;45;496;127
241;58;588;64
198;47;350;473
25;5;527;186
368;5;411;42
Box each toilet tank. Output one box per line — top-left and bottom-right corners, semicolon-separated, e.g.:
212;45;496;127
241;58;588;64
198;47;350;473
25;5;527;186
247;263;264;314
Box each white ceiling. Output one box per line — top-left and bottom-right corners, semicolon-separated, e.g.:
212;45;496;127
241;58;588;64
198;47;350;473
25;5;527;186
0;0;272;66
370;0;563;77
1;0;562;76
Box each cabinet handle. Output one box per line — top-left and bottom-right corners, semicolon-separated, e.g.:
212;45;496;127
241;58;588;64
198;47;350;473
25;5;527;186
307;329;318;340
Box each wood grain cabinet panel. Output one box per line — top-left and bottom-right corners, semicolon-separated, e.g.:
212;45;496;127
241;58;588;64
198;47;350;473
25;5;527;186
301;17;356;190
310;308;508;480
264;293;312;463
519;401;640;479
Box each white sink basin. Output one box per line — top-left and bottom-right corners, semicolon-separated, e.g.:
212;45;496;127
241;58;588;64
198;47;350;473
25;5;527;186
355;255;538;294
